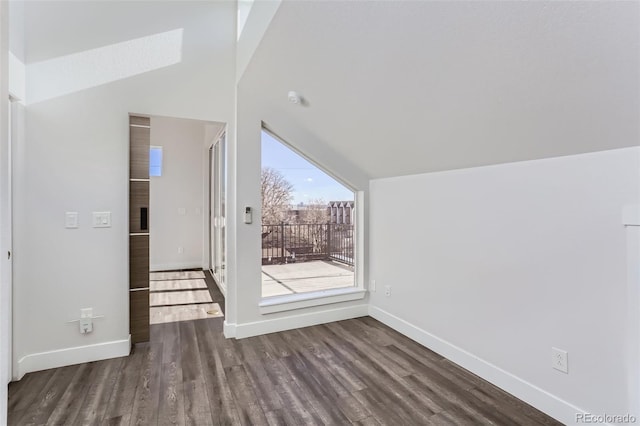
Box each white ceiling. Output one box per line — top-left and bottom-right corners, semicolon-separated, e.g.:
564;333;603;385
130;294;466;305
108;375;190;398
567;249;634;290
23;1;231;64
242;1;640;179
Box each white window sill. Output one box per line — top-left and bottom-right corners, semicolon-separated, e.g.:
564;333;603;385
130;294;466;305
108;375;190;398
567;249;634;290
259;287;367;314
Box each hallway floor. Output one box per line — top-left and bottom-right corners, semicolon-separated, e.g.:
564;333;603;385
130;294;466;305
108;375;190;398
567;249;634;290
150;271;223;325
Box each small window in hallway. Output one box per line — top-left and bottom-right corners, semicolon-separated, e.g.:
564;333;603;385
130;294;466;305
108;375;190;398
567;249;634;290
261;129;356;298
150;146;163;176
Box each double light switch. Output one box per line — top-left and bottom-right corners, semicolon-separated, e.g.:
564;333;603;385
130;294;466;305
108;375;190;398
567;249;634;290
64;211;112;228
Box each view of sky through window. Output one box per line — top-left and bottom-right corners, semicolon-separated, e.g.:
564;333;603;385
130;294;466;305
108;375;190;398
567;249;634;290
261;131;353;204
150;146;163;177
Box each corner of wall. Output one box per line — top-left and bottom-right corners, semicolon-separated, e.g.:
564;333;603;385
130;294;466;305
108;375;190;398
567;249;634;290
0;1;10;424
368;305;588;425
236;0;282;83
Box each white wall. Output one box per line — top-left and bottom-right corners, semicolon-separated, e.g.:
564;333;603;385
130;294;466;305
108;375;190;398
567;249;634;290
149;116;211;272
369;147;640;424
224;81;371;337
13;0;235;377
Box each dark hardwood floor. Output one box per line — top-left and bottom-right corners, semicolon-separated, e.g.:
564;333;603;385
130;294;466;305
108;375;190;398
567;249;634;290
7;272;561;425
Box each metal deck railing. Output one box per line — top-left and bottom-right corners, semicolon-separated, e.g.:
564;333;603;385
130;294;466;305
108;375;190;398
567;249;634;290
261;223;354;266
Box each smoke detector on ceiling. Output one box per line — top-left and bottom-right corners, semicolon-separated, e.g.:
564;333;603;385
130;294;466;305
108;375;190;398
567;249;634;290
288;91;302;104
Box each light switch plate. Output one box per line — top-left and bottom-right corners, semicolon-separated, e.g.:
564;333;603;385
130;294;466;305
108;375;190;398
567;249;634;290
65;212;79;228
92;211;111;228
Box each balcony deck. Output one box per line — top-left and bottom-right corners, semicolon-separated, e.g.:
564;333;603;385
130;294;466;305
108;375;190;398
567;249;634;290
262;260;355;297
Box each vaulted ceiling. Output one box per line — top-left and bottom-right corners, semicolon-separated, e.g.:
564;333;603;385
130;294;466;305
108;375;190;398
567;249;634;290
242;1;639;178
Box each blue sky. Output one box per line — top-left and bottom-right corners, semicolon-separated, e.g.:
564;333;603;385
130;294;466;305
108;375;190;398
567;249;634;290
261;131;354;205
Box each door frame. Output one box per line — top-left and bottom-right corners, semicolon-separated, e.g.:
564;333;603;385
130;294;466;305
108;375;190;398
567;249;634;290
208;143;213;274
1;95;14;406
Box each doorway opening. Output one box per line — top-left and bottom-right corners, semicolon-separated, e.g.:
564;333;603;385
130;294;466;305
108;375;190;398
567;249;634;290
128;115;227;338
147;116;226;326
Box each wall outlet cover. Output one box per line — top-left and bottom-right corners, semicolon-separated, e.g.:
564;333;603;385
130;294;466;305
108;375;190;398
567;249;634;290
552;347;568;373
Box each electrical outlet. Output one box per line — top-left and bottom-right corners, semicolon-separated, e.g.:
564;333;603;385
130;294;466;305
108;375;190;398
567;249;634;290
80;308;93;334
552;347;568;373
370;279;376;292
80;317;93;334
384;285;391;297
178;247;184;254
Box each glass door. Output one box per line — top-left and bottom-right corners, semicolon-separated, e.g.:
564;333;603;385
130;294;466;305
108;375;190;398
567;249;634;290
210;133;226;293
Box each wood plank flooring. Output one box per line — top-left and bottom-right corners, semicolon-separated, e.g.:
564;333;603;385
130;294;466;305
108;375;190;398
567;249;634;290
7;272;561;426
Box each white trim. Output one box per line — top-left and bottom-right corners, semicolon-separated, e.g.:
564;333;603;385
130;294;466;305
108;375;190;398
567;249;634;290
368;305;590;426
149;261;202;272
355;191;365;288
129;178;150;182
130;233;150;236
0;5;10;423
16;336;131;380
259;288;365;314
129;124;150;128
223;320;236;338
129;287;149;292
233;304;368;339
625;226;640;419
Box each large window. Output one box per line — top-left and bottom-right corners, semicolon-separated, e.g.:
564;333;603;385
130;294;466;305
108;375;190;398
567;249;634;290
261;129;356;298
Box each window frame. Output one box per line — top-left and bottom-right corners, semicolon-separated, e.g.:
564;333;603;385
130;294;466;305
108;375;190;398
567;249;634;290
258;126;366;314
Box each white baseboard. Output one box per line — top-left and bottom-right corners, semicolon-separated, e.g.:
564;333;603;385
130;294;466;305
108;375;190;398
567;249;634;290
16;336;131;380
368;306;591;426
232;304;369;339
150;262;202;272
223;320;236;338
